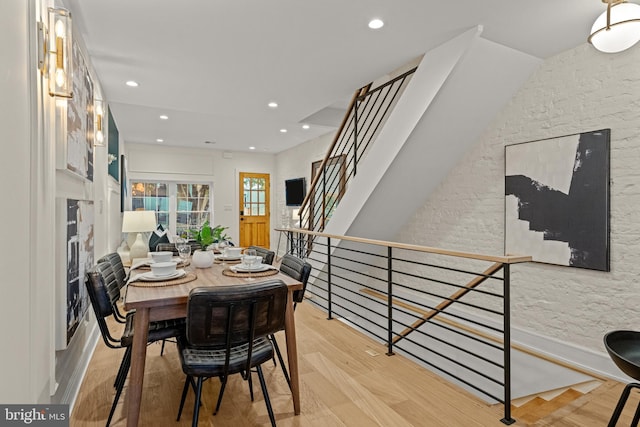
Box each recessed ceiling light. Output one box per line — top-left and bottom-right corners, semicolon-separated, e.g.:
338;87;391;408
159;115;169;120
156;138;164;142
268;102;278;108
280;128;287;133
302;124;310;130
249;146;256;150
368;18;384;29
125;80;139;87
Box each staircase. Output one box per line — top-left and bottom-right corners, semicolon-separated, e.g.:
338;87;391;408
298;25;542;243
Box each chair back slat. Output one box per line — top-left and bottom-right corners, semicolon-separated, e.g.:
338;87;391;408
85;262;122;348
248;246;275;265
97;252;127;290
280;254;312;303
186;280;287;349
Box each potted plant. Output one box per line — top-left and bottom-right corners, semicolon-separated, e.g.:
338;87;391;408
189;221;229;268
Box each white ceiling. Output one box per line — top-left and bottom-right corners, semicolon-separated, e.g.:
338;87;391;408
64;0;608;154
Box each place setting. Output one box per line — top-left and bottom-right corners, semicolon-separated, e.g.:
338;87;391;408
222;248;279;279
130;251;191;271
128;260;197;287
214;245;243;264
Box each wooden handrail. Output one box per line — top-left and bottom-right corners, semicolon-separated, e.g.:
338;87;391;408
275;228;532;265
298;84;371;213
361;288;608;381
392;262;504;344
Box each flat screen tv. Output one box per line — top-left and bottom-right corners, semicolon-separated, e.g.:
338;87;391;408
285;177;306;206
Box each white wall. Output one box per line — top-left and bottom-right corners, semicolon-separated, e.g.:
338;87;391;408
126;143;277;247
396;43;640;361
0;0;41;404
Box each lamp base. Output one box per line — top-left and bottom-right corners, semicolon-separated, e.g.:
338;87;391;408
129;233;149;261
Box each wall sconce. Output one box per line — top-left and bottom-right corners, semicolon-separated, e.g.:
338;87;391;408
38;8;73;98
589;0;640;53
94;99;105;146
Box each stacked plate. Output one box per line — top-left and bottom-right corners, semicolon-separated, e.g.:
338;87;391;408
137;269;186;282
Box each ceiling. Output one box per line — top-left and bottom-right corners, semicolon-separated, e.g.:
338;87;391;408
64;0;607;154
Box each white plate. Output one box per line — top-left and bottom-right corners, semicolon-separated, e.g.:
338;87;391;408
137;269;186;282
231;264;273;273
215;255;242;261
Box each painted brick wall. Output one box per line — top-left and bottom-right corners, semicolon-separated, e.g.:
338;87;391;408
395;43;640;354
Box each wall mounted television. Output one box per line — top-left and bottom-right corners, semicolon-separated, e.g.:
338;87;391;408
285;177;306;206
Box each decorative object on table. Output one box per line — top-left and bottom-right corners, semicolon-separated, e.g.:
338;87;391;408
505;129;610;271
188;220;229;249
588;0;640;53
148;223;170;251
122;210;157;262
192;248;215;268
189;220;229;268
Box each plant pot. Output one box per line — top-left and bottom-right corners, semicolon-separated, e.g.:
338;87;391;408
192;249;214;268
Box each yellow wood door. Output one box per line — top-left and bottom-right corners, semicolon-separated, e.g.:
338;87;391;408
239;172;270;248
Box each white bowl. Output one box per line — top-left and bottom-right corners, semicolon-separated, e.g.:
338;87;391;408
224;247;243;257
150;261;177;277
151;251;173;263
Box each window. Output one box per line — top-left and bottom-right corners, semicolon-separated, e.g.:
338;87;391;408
130;181;211;236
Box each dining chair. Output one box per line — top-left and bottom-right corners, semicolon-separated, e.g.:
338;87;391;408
248;245;275;265
176;280;288;427
97;252;128;322
156;241;202;255
85;261;186;427
604;330;640;426
270;254;312;388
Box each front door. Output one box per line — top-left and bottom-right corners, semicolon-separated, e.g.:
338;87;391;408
239;172;270;248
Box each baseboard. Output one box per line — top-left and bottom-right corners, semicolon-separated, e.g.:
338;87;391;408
51;322;99;411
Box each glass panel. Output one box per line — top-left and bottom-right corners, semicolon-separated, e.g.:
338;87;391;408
258;191;265;203
243;178;250;190
258;204;265;215
251;190;258;203
131;198;144;210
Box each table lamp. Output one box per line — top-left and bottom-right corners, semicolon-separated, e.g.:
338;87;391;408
122;210;157;261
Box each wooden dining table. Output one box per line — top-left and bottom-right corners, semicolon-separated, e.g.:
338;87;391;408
123;261;303;427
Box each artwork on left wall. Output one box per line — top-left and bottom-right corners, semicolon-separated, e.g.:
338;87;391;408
505;129;610;271
107;106;120;182
60;199;95;347
66;39;94;181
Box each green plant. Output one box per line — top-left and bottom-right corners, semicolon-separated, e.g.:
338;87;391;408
189;220;229;250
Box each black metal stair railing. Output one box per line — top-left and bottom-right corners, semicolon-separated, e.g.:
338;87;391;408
279;228;531;425
298;67;417;236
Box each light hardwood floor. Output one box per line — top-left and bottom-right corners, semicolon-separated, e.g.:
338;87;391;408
71;302;636;426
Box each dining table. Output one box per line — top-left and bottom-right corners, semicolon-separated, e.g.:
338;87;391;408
123;259;303;427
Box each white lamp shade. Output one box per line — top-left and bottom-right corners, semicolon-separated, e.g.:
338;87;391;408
122;211;156;261
590;2;640;53
122;210;157;233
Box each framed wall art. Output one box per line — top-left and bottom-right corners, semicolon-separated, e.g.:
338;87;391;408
56;198;95;349
107;106;120;182
65;39;94;181
504;129;610;271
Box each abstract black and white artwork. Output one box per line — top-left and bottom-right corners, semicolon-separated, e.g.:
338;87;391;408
505;129;610;271
66;40;94;181
66;199;94;344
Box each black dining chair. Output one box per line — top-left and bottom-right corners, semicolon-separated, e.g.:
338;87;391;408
85;262;186;427
270;254;312;388
604;330;640;426
248;245;275;265
176;280;288;427
156;241;202;255
97;252;128;322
